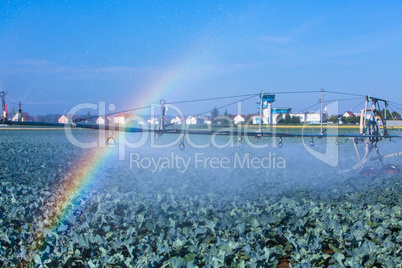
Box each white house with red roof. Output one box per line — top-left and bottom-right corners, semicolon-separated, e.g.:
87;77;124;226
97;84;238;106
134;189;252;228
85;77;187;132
343;111;355;117
232;114;246;124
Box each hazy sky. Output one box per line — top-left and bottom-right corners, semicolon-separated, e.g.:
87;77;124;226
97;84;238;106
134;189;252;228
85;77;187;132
1;1;402;116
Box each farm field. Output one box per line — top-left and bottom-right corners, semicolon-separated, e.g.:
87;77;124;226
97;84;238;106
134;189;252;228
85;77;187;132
0;128;401;267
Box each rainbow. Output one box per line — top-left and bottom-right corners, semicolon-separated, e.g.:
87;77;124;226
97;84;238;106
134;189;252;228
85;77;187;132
124;51;211;111
27;146;116;261
26;58;201;264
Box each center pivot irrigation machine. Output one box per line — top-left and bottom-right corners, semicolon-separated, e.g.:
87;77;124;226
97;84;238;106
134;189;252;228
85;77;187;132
1;90;402;176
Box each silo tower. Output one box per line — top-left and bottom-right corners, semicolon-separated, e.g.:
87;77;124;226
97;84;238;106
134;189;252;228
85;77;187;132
257;93;275;124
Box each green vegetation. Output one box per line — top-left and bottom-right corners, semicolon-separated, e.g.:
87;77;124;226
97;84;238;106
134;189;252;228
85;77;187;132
276;113;301;124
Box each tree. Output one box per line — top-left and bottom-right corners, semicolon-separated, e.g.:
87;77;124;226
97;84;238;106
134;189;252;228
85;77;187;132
276;114;283;124
327;115;339;123
346;116;357;124
341;116;347;124
391;111;401;120
284;113;291;124
380;109;400;120
245;114;253;124
291;115;301;124
37;114;61;123
211;107;219;123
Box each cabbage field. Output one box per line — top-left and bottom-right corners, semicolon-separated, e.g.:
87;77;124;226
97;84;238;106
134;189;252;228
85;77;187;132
0;128;401;267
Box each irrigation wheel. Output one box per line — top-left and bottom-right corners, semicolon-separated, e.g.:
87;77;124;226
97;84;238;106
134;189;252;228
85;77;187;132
359;166;378;177
380;164;400;175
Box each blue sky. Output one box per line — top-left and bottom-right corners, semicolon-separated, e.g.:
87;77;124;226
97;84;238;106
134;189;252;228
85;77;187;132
1;1;402;116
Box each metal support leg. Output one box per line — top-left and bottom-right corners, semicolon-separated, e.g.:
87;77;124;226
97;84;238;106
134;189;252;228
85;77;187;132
352;138;363;170
373;143;384;167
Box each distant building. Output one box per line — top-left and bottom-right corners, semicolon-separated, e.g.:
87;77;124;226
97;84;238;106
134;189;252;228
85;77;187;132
204;118;212;124
136;119;147;125
114;113;132;125
343;111;355;117
147;117;159;125
272;108;292;114
186;116;204;125
251;114;261;124
270;112;322;124
58;115;68;124
96;117;105;125
171;116;185;125
11;113;18;122
253;108;292;125
11;112;33;122
232;114;246;124
304;113;322;123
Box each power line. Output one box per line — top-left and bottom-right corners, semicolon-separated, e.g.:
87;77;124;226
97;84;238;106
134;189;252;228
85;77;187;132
388;103;402;113
73;104;153;122
325;90;366;97
298;102;320;113
169;93;259;105
349;99;366;113
389;101;402;110
269;90;319;94
324;97;363;103
195;94;259;117
74;93;260;122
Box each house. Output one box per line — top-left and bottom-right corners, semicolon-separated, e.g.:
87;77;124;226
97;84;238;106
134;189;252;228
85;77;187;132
252;113;274;124
186;116;204;125
11;113;19;122
96;117;105;125
114;113;132;125
343;111;355;118
204;117;212;124
288;113;304;123
171;116;185;125
11;112;33;122
272;112;322;124
136;119;147;125
147;117;159;125
305;113;322;123
250;114;262;124
232;114;246;124
58;115;68;124
22;113;34;122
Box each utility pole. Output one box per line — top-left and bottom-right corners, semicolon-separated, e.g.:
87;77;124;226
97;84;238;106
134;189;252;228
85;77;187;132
0;91;8;121
259;93;263;133
18;101;23;122
320;88;324;134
